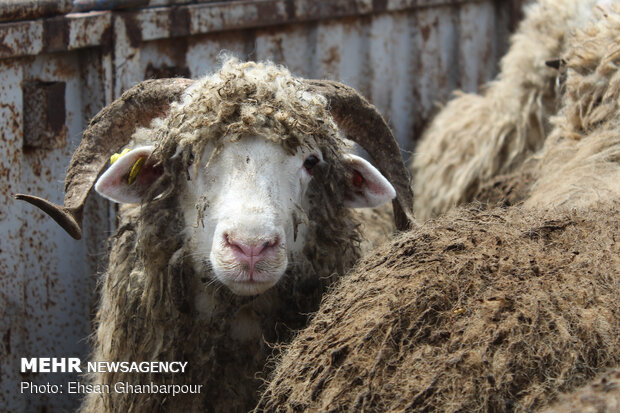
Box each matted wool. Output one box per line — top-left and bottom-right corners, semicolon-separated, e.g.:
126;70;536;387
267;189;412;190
257;203;620;413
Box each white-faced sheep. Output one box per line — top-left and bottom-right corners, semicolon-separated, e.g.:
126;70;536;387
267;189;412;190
256;6;620;413
16;59;414;412
410;0;612;220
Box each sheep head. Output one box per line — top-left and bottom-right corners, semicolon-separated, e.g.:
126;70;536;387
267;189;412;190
16;60;414;296
96;138;395;296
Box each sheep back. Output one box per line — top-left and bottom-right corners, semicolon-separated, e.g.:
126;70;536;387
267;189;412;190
411;0;598;219
256;202;620;412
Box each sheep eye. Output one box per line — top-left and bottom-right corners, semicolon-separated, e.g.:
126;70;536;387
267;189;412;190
303;155;320;174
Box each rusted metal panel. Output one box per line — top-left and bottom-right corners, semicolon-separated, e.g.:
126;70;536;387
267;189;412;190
78;47;116;280
458;1;497;93
0;60;27;413
0;12;111;59
130;0;501;43
412;6;459;137
368;13;409;150
0;0;72;23
0;0;514;60
66;11;113;50
254;24;317;78
264;6;503;153
72;0;149;12
22;81;68;149
0;20;44;59
147;0;195;5
116;1;521;154
0;0;184;21
16;51;110;412
0;48;113;413
113;13;142;98
187;30;253;77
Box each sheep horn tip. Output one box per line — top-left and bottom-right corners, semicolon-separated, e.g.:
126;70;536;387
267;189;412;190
14;193;83;240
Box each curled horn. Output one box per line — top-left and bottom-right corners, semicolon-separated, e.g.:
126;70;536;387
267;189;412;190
15;78;194;240
304;80;415;231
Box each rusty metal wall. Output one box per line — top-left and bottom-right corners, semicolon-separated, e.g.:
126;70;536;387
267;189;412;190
0;25;115;412
0;0;525;411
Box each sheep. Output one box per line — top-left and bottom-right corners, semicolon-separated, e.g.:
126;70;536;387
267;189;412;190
16;59;414;413
256;7;620;412
410;0;611;220
524;3;620;209
255;202;620;413
540;368;620;413
477;1;620;211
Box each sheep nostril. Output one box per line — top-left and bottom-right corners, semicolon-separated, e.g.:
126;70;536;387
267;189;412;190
224;233;243;254
225;234;280;259
262;237;279;249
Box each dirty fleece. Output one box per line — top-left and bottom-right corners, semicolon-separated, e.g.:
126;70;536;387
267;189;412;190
79;59;363;413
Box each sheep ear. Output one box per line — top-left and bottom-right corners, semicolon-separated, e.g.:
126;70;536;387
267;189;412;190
95;146;162;203
342;154;396;208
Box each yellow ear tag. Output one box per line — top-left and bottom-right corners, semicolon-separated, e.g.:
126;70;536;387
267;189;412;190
128;157;146;185
110;148;131;164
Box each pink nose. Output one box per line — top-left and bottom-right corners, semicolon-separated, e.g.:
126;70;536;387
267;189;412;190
225;234;279;276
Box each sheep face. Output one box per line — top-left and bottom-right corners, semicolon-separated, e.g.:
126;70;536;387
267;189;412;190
185;136;314;296
95;134;396;297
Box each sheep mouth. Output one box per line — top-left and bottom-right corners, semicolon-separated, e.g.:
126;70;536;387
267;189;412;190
197;255;285;295
224;276;280;296
210;248;288;295
213;263;286;295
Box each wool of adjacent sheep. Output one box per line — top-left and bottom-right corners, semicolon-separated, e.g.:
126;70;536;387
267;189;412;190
474;161;537;208
411;0;603;220
355;203;395;251
256;202;620;413
540;368;620;413
78;60;368;413
525;5;620;209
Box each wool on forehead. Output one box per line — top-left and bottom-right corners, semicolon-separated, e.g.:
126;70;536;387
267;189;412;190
134;58;345;158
